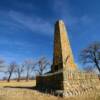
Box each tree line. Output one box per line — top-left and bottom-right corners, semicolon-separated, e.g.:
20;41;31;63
0;42;100;82
0;57;51;82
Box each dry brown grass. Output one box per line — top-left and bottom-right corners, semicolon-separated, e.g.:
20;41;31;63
0;80;35;87
0;80;99;100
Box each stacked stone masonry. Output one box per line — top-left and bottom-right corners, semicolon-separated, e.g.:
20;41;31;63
36;20;99;97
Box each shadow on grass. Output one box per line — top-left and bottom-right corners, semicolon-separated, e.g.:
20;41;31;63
4;86;37;90
3;86;62;97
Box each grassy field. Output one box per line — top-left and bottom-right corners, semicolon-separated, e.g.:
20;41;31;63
0;80;35;87
0;80;100;100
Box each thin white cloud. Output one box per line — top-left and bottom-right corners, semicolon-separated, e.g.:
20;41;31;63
8;10;53;36
0;38;34;49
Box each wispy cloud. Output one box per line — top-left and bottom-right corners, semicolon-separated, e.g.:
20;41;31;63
0;38;34;49
8;10;53;36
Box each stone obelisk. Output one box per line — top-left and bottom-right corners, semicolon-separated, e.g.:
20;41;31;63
52;20;76;72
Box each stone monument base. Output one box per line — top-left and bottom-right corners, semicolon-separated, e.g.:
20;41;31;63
36;70;99;97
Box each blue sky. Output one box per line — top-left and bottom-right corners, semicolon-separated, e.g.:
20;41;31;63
0;0;100;67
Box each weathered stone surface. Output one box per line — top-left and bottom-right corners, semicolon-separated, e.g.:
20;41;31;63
52;20;76;72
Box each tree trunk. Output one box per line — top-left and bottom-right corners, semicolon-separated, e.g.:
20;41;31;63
96;63;100;73
95;59;100;73
17;74;21;82
7;73;12;82
26;72;29;81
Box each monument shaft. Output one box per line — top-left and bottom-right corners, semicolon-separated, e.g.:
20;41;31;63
52;20;76;72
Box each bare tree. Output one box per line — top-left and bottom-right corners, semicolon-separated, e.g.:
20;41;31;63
36;57;50;75
24;59;35;81
79;42;100;73
15;64;24;82
7;62;16;82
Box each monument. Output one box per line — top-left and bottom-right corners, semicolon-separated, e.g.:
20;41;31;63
36;20;99;97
